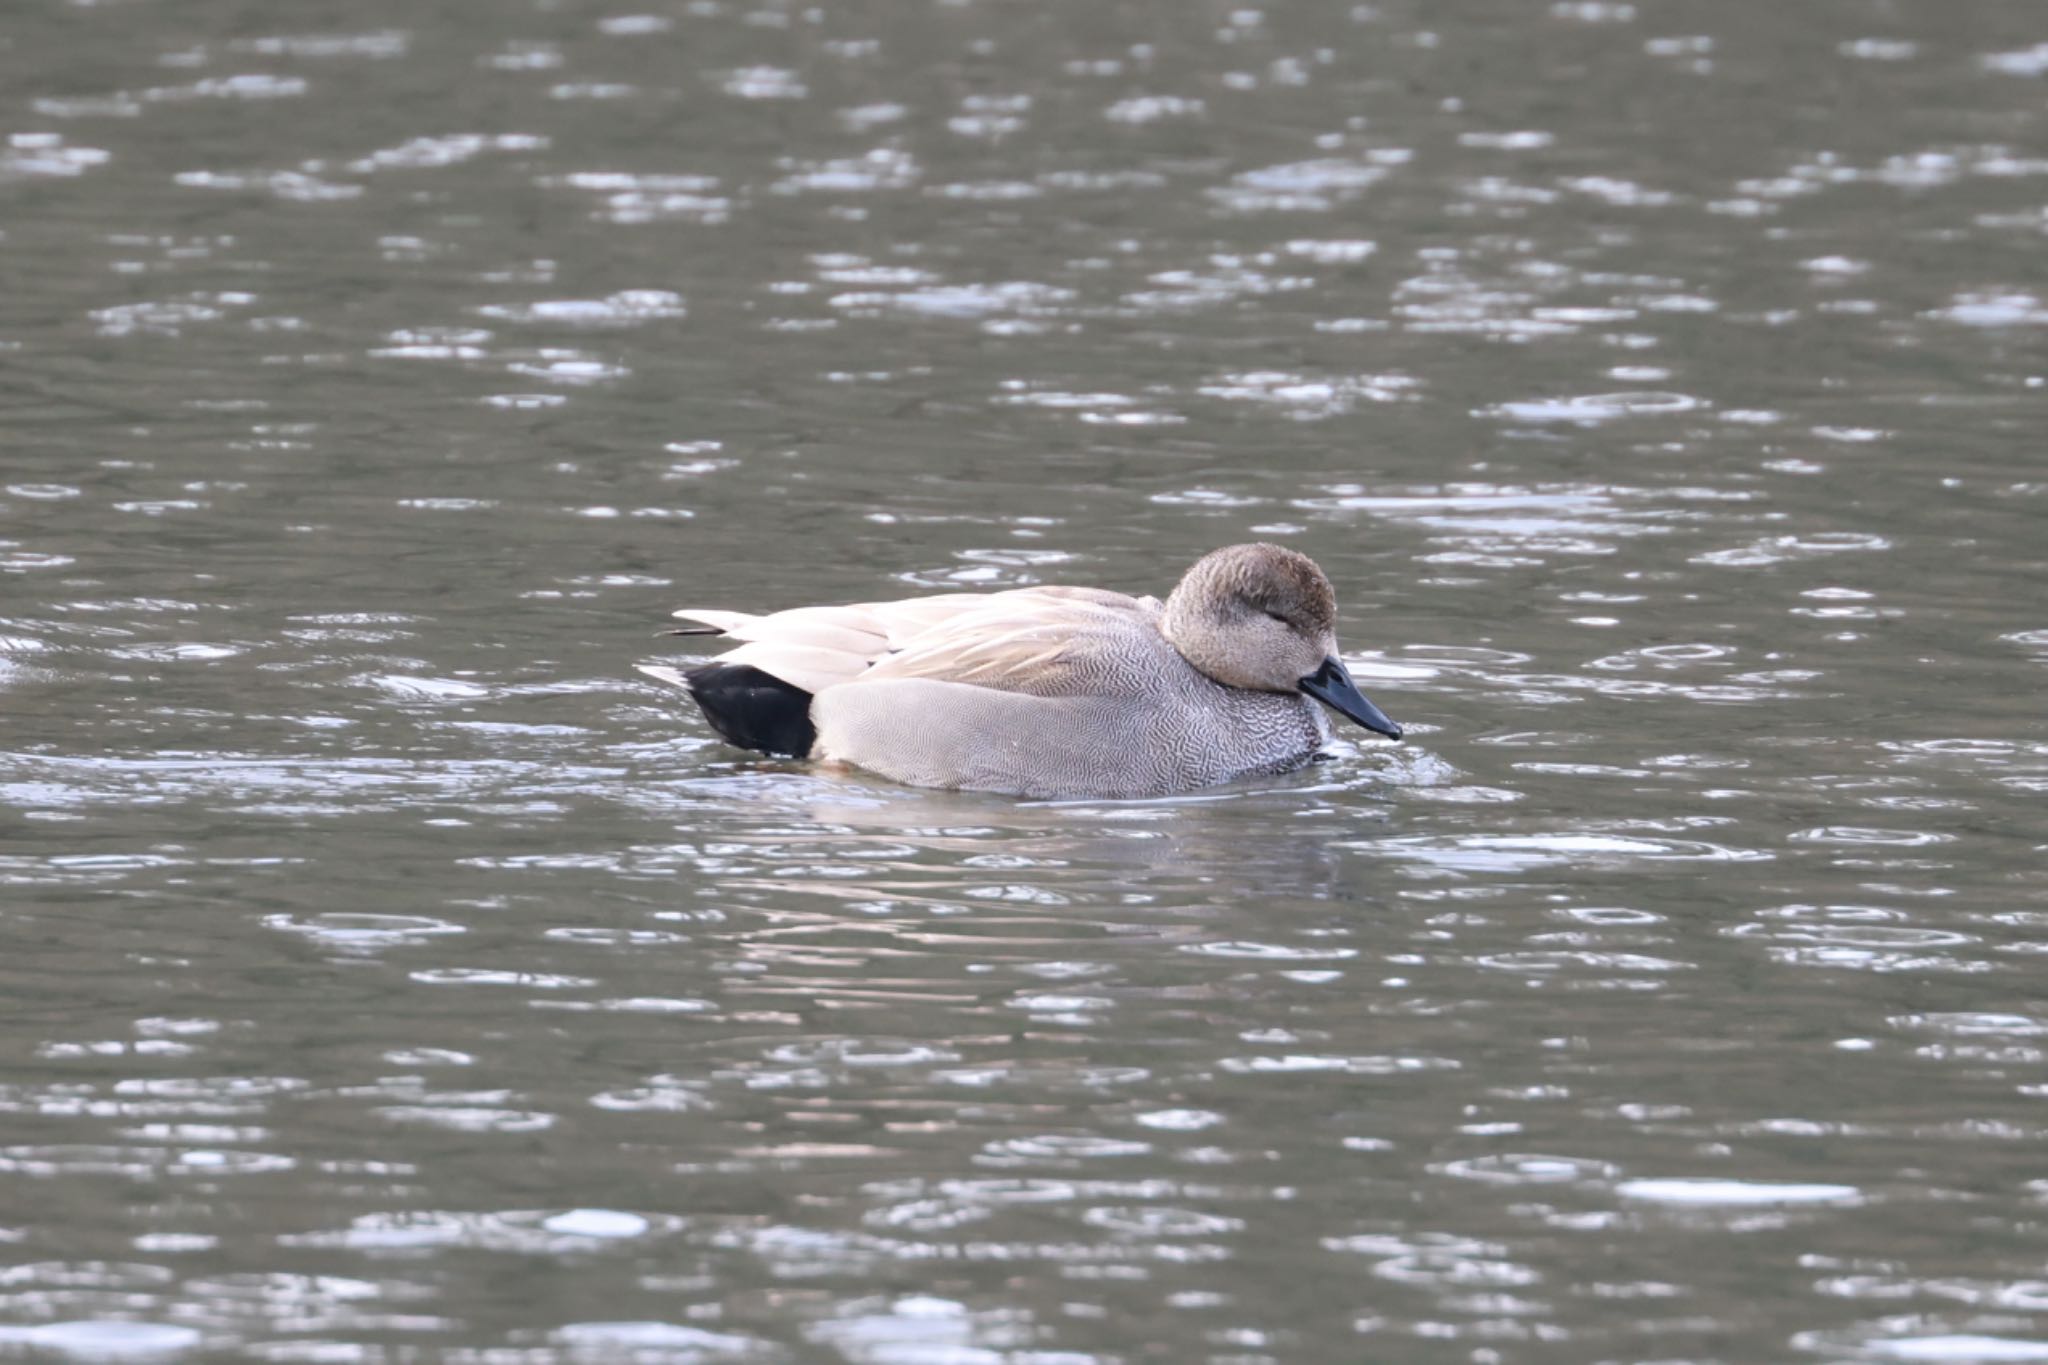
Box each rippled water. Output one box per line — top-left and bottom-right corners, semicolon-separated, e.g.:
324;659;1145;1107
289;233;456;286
5;0;2048;1359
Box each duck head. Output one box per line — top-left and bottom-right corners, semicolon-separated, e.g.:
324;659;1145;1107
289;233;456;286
1161;543;1402;741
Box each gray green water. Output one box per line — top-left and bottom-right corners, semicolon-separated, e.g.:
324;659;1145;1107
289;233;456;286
5;0;2048;1360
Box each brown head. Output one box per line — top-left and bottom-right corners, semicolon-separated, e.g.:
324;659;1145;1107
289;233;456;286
1161;543;1401;740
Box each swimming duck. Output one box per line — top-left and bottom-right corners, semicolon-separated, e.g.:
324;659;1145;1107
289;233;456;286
640;543;1401;799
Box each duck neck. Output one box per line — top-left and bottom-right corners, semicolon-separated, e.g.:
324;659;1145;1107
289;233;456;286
1162;580;1242;687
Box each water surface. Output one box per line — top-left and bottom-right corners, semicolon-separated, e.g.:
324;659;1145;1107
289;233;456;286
5;0;2048;1359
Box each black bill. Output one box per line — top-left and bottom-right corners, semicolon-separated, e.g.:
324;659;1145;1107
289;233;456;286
1298;655;1402;741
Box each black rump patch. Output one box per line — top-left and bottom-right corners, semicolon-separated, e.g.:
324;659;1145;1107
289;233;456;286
684;663;817;758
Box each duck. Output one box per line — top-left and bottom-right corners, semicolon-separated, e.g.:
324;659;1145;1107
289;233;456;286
639;542;1402;799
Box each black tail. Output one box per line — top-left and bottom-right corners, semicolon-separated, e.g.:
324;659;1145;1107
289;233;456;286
684;663;817;758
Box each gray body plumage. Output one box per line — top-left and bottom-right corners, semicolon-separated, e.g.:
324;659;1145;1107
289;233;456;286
644;545;1399;800
808;590;1329;798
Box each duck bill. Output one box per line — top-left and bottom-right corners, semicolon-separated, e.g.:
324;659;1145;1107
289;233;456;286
1299;656;1402;741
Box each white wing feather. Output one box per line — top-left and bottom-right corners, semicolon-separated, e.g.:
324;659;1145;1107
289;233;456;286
659;586;1158;697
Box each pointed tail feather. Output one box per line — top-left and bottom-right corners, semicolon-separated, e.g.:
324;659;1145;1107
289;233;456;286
669;608;755;636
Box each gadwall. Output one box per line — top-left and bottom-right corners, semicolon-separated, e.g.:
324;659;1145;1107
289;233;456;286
641;543;1402;799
